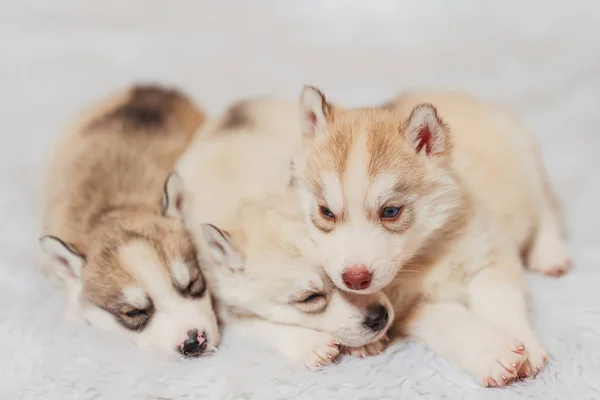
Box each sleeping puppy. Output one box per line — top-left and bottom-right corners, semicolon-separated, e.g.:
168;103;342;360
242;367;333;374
174;99;393;366
39;84;220;358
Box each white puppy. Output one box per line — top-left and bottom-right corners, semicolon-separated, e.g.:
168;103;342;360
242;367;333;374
291;87;570;386
174;99;394;366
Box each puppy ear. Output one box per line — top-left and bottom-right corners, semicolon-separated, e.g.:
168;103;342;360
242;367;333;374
201;224;245;272
162;172;185;219
300;85;333;139
39;236;85;287
403;103;451;157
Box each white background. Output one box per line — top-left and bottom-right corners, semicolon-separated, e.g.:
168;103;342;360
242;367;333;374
1;1;599;399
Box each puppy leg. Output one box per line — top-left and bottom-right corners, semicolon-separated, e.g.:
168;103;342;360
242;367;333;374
525;149;571;277
406;302;527;387
231;318;340;368
526;206;571;276
467;260;548;378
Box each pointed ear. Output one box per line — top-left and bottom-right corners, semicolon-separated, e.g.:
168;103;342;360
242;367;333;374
300;85;333;139
201;224;245;272
162;172;185;219
39;236;85;286
403;103;451;157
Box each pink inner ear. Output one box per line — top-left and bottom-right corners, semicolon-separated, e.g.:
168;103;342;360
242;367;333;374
308;111;317;131
175;195;183;214
415;126;432;155
57;256;76;278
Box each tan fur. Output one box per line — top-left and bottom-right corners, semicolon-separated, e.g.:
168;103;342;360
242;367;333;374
40;85;220;356
42;85;203;288
294;88;571;385
385;91;563;253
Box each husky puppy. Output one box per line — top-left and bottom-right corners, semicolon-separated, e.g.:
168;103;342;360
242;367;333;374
39;85;220;358
174;99;393;366
291;87;570;385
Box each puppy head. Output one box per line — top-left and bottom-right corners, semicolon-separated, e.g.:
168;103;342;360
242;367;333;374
291;86;464;294
199;192;394;347
39;173;220;358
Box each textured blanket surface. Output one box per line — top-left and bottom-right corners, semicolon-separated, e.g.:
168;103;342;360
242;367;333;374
1;1;599;399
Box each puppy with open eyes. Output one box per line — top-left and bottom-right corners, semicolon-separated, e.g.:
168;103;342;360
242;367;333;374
173;99;394;367
291;87;570;386
39;84;220;358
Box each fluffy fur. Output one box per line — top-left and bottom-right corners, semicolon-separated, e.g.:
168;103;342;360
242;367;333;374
292;88;571;386
39;84;220;357
175;98;393;366
3;2;599;398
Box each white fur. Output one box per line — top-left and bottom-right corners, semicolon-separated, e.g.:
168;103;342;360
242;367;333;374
300;86;329;137
163;173;186;219
81;241;220;355
122;286;150;309
229;317;340;368
319;134;382;289
192;193;395;350
320;172;345;215
170;261;191;288
201;224;245;270
3;1;598;397
176;105;394;365
38;236;84;290
366;172;398;211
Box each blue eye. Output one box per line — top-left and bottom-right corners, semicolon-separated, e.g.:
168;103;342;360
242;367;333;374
320;206;336;220
381;206;402;220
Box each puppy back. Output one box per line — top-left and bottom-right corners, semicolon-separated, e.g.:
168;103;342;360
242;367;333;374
82;85;204;138
42;84;205;245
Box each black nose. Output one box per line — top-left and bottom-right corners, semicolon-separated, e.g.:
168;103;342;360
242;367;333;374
363;305;389;332
179;329;207;358
187;329;198;340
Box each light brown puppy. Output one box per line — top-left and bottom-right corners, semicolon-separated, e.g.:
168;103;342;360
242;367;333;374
293;88;570;386
39;85;220;358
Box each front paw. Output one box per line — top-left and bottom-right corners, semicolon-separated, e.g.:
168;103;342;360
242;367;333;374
341;335;389;358
518;342;548;379
282;330;340;368
468;335;528;387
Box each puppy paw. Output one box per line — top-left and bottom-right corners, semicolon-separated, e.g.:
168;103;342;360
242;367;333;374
472;337;528;387
283;330;340;368
518;344;548;378
341;335;389;358
530;257;572;277
527;231;572;277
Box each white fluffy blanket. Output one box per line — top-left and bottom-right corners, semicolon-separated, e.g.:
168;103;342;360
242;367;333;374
2;1;599;399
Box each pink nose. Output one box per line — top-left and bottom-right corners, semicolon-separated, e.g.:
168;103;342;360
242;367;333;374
342;265;372;290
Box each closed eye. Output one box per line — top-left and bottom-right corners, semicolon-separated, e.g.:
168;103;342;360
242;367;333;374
299;292;326;303
119;303;153;331
294;291;327;314
125;308;146;318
